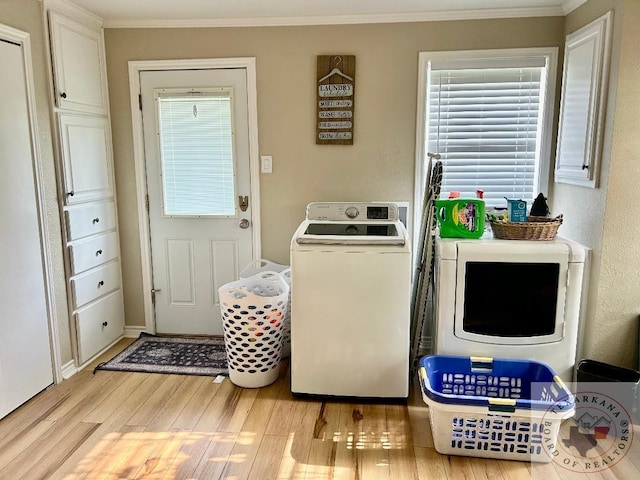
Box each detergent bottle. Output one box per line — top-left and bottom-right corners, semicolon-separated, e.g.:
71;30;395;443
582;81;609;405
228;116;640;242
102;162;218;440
435;193;485;239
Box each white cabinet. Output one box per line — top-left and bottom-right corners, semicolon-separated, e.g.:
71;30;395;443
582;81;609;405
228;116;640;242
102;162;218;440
46;4;126;366
69;231;120;275
555;11;612;188
58;113;114;204
76;290;125;364
66;213;124;363
70;261;121;308
48;10;108;115
67;207;124;363
65;201;117;240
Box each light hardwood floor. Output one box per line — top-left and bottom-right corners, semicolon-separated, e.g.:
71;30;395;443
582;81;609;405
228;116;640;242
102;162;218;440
0;339;638;479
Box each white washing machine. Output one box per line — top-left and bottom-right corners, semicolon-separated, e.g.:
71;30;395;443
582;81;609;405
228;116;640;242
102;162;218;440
290;202;412;398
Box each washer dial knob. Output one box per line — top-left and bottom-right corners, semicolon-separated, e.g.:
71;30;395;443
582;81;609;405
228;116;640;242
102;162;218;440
345;206;359;219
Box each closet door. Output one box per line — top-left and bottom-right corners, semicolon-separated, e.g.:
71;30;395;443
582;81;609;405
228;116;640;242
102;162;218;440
0;38;54;419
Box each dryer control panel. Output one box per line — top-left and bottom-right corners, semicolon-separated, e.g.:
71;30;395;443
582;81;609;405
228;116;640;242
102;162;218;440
306;202;399;221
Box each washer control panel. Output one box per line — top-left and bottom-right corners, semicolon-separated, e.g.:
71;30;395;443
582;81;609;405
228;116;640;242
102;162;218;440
306;202;399;221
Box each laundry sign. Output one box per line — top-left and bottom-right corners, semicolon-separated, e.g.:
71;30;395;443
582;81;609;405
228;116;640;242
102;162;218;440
318;84;353;97
316;55;355;145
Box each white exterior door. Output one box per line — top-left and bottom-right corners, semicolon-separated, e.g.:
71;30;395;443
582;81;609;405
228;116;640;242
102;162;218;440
141;69;254;335
0;37;53;418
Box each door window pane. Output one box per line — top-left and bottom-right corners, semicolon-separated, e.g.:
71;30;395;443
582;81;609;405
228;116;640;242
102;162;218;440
157;91;235;216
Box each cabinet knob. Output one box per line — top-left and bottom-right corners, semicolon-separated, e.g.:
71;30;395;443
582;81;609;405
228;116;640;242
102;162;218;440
98;280;104;287
102;321;108;327
96;249;103;256
581;164;589;170
60;92;67;99
67;191;74;197
92;217;100;224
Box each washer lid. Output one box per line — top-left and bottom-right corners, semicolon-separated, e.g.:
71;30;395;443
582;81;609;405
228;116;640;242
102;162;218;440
296;221;405;245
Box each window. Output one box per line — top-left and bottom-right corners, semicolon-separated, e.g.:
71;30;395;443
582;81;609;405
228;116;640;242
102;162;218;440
415;49;558;210
157;89;236;216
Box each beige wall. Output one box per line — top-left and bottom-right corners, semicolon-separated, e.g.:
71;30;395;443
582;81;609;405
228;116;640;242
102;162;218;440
0;0;72;364
599;0;640;368
2;0;635;371
602;0;640;368
556;0;639;369
105;18;565;329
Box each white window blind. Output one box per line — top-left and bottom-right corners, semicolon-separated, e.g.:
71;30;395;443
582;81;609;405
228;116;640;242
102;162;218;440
157;91;235;216
427;60;547;208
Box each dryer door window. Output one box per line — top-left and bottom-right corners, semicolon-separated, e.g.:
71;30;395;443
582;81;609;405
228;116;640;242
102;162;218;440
462;261;559;337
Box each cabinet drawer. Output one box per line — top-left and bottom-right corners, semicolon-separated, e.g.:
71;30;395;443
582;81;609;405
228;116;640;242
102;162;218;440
76;289;124;364
66;202;116;241
69;231;119;275
70;261;121;309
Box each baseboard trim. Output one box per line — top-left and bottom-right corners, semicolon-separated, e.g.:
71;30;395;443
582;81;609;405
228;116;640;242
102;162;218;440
124;326;146;338
61;360;78;380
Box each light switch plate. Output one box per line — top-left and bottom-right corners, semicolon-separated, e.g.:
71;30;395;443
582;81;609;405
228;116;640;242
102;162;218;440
261;155;273;173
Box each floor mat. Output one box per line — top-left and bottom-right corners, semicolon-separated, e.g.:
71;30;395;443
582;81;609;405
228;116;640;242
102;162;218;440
94;332;228;377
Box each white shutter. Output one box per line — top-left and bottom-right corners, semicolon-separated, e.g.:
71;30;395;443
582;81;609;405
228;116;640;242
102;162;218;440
427;63;546;208
157;91;235;216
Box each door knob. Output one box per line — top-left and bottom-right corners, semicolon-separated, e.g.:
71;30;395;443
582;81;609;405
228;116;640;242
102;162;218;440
239;219;250;229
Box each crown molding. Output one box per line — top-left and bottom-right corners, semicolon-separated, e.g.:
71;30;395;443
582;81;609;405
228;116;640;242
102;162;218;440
44;0;103;27
562;0;589;15
102;6;565;29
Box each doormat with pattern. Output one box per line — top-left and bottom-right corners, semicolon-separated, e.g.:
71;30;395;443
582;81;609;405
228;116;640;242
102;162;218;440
94;332;228;377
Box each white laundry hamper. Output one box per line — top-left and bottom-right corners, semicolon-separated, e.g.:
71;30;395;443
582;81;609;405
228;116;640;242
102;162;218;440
240;259;291;358
218;271;289;388
239;259;289;277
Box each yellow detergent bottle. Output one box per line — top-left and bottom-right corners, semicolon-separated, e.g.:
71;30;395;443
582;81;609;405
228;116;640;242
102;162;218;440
435;197;485;239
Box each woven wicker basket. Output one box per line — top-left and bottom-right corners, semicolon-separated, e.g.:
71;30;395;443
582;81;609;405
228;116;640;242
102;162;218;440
490;215;563;241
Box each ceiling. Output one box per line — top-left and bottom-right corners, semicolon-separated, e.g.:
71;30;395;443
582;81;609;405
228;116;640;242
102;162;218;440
67;0;587;28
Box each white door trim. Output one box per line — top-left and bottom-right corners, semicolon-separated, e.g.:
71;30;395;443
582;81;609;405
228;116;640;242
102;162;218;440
128;58;262;334
0;23;63;383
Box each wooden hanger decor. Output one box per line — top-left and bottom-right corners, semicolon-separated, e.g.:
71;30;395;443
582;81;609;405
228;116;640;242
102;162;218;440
316;55;356;145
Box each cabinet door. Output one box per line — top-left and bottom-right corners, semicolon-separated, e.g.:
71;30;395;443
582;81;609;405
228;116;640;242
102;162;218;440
59;113;114;204
554;12;612;188
48;11;108;114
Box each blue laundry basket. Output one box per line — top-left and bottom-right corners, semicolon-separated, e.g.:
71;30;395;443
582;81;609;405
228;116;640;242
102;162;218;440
419;355;575;462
